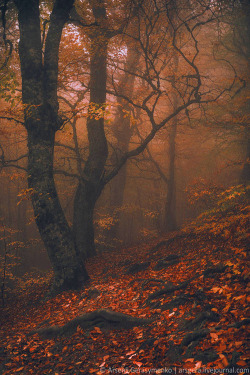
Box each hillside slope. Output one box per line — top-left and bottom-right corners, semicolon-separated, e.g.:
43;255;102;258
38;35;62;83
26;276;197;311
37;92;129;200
0;186;249;375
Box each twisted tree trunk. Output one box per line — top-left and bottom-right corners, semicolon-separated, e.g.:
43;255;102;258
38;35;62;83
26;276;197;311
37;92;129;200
15;0;89;292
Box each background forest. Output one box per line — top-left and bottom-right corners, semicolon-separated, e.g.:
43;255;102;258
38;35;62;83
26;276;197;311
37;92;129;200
0;1;249;374
0;0;249;296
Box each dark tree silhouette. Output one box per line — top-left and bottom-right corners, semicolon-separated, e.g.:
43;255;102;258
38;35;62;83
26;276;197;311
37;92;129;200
14;0;88;292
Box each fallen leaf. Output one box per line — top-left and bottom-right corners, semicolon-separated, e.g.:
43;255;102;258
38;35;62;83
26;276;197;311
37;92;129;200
210;332;218;340
219;354;229;367
94;327;102;334
237;360;247;366
133;361;143;367
16;367;24;372
235;341;243;348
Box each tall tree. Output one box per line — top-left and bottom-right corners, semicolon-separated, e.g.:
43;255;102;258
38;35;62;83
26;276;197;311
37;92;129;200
72;0;240;258
108;42;141;240
1;0;241;291
72;0;109;259
14;0;88;292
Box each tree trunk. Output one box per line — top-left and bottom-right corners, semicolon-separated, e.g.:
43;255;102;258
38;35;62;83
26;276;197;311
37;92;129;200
239;136;250;184
28;129;89;291
239;0;250;185
15;0;89;292
73;2;108;260
108;112;132;241
162;47;179;233
73;182;97;259
163;118;177;232
108;44;140;241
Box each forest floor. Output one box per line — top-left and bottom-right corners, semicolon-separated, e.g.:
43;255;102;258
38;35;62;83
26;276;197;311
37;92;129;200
0;188;249;375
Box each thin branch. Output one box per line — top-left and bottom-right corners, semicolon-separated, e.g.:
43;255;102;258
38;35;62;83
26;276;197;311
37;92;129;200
0;116;24;125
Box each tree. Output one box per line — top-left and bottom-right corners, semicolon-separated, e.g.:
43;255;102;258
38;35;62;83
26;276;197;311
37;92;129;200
108;41;141;241
72;0;111;260
1;0;242;293
63;0;240;259
13;0;88;293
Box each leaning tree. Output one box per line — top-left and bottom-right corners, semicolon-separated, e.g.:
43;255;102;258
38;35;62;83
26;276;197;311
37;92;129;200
70;0;240;260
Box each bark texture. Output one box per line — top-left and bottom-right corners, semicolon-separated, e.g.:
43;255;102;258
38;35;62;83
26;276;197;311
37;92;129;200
15;0;89;292
31;309;152;339
73;0;108;260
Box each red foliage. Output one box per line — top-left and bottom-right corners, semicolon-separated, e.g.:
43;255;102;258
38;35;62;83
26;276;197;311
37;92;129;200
0;202;249;374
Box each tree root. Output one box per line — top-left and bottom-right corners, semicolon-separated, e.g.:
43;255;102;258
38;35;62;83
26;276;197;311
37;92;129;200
181;310;220;331
29;309;153;339
154;258;180;271
125;261;151;275
146;263;228;304
146;276;198;304
166;318;250;362
149;232;195;254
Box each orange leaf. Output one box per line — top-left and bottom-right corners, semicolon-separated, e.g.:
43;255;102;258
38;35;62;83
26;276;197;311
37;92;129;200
133;361;143;367
210;332;218;340
16;367;24;372
223;303;231;313
219;354;229;367
194;361;202;369
235;341;243;348
218;344;227;352
234;295;246;301
94;327;102;334
237;360;247;366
